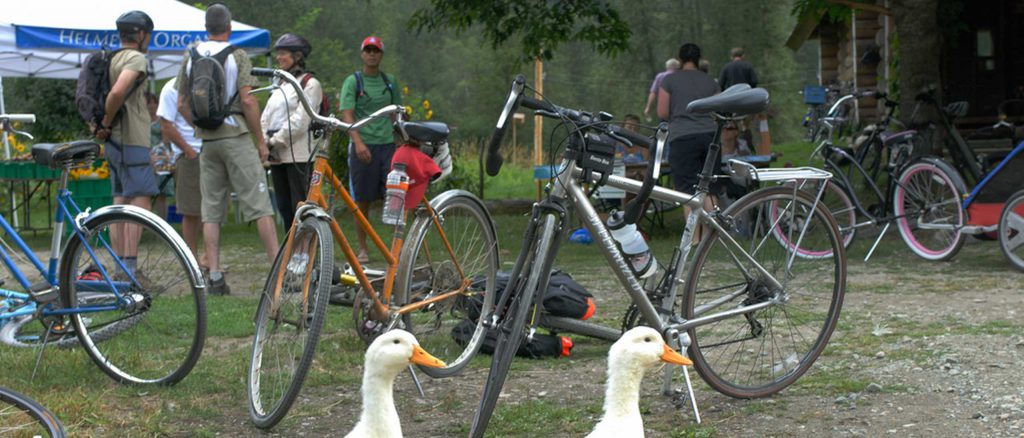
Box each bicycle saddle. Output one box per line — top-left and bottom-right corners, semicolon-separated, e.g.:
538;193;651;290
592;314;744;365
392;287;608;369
31;141;100;170
399;121;449;144
687;84;770;115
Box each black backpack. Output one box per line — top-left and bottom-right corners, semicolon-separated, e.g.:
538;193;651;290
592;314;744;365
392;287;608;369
188;45;238;130
353;70;395;102
300;72;331;135
75;48;143;129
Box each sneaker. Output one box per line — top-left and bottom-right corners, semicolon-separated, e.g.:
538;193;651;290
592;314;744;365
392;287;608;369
286;253;310;275
208;273;231;296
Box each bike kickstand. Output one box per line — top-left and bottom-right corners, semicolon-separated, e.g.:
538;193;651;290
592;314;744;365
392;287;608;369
407;365;426;398
865;222;891;262
31;320;55;381
681;365;701;424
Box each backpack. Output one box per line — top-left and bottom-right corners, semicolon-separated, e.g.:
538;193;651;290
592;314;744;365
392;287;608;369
299;72;331;135
75;48;143;129
452;320;574;359
353;70;395;103
188;45;238;130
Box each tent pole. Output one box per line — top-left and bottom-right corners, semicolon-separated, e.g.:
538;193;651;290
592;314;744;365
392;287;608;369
0;76;9;160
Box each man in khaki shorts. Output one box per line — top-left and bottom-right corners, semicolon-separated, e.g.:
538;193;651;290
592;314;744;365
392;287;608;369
157;77;204;266
176;4;278;295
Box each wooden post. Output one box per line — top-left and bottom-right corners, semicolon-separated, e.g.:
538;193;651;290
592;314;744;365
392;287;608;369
534;58;544;201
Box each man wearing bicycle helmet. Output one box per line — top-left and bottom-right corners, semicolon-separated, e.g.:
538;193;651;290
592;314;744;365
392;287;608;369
261;33;323;232
96;10;159;279
339;35;402;263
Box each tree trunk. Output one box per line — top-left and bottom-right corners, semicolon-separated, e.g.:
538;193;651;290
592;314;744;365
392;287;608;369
892;0;941;127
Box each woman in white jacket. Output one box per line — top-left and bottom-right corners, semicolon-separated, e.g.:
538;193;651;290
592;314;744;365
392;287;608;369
261;33;324;231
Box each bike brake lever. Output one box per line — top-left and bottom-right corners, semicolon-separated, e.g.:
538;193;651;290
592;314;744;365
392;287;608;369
9;127;33;140
249;84;279;95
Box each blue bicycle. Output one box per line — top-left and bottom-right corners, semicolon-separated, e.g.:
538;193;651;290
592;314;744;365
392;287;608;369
0;114;206;385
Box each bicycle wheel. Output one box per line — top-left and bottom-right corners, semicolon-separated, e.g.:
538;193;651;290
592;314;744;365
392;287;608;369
248;216;332;429
395;191;499;378
58;208;205;385
998;190;1024;272
682;186;845;398
893;160;966;261
0;386;65;438
773;180;856;257
470;215;557;438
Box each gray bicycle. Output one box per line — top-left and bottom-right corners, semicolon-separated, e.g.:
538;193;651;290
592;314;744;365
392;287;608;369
470;77;848;437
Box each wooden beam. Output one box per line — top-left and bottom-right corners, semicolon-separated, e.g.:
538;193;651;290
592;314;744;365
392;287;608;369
826;0;891;15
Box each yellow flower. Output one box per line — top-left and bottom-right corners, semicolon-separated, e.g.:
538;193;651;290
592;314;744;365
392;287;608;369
422;100;430;110
404;105;413;115
426;110;433;120
96;168;109;179
15;144;25;153
402;86;409;96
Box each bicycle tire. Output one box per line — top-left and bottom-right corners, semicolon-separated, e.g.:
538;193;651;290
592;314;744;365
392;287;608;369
892;159;966;261
0;386;66;438
773;180;856;258
470;215;557;438
998;190;1024;272
248;216;333;429
58;208;205;385
683;186;846;398
0;292;144;349
394;191;499;378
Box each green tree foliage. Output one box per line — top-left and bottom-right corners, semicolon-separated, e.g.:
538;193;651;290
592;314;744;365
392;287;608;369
408;0;631;62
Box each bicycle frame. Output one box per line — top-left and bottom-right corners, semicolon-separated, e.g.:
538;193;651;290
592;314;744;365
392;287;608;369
268;153;469;323
505;131;833;351
0;170;148;332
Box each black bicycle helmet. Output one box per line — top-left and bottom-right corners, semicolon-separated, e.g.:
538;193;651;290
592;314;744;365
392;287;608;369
116;10;154;33
274;33;312;57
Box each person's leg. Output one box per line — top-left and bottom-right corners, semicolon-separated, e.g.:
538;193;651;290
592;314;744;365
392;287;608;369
269;164;294;232
175;156;204;265
199;140;231;275
119;146;160;273
106;142;127;259
348;141;378;262
222;135;279;264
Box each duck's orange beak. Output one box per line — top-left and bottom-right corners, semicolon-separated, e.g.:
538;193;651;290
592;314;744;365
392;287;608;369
410;345;446;368
661;344;693;366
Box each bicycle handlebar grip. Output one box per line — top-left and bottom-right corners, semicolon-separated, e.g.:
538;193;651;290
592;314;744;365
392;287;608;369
519;95;554;112
2;114;36;123
608;125;653;149
251;68;276;77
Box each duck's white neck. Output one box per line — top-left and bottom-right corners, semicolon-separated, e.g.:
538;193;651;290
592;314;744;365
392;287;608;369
351;366;403;438
601;358;646;421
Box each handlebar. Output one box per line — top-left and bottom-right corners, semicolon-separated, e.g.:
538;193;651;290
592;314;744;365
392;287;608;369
0;114;36;124
0;114;36;140
250;68;405;133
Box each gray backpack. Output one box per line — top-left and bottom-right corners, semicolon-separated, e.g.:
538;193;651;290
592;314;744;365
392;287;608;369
188;45;238;130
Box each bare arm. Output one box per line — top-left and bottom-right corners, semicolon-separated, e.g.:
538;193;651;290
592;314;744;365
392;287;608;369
343;108;372;163
177;93;194;126
101;70;141;128
657;88;670;121
160;118;197;159
644;91;656;116
239;85;268;162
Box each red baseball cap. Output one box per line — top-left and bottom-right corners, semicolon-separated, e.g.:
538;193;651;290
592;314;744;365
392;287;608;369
392;145;441;209
361;36;383;51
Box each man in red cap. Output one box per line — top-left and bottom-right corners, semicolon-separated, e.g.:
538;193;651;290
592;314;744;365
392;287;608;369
339;35;402;263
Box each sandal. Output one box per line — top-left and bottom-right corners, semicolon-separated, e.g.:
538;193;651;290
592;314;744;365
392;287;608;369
356;251;370;264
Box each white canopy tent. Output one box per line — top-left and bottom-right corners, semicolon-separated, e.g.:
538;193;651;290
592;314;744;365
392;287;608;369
0;0;271;155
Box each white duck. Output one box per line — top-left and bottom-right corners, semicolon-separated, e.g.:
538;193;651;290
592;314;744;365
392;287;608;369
344;329;445;438
587;326;693;438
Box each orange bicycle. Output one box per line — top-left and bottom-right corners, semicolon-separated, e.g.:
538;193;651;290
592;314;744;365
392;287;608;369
245;68;499;429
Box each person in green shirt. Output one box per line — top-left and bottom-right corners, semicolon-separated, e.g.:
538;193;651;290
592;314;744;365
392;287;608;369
339;35;401;263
